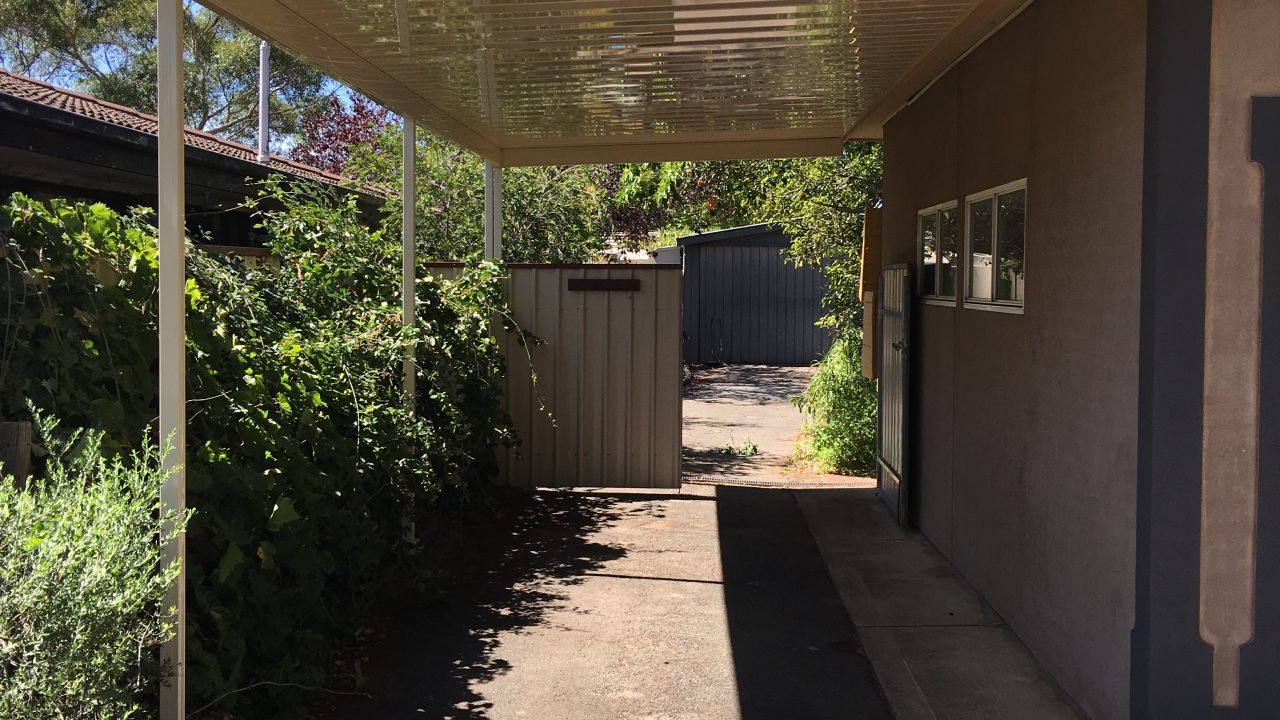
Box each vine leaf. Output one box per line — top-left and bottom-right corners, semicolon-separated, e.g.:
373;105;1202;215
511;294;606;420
269;496;302;531
215;543;245;584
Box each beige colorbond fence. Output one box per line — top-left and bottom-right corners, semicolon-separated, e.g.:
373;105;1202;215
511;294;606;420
429;263;683;489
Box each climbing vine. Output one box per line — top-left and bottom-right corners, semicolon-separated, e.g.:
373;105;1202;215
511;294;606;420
0;179;512;717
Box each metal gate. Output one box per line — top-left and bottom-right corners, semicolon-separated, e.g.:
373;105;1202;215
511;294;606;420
877;265;910;524
428;263;683;489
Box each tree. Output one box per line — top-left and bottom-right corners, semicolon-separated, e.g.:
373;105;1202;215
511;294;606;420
345;124;613;263
0;0;329;144
611;147;883;328
607;161;764;247
757;143;884;330
289;93;393;175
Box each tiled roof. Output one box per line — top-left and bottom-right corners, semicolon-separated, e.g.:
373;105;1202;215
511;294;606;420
0;68;369;192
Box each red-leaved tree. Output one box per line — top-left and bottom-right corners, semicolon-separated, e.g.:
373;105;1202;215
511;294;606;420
290;94;393;175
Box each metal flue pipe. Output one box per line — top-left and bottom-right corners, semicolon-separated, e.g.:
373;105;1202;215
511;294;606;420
257;40;270;163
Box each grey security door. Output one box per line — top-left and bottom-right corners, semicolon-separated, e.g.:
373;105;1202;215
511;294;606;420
877;265;911;525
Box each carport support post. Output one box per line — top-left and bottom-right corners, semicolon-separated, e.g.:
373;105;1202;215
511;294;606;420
402;118;416;400
157;0;187;718
484;159;503;260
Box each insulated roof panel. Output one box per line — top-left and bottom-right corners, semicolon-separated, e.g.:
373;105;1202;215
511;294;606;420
202;0;1011;164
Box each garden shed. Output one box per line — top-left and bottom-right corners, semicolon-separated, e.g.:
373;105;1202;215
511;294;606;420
679;224;830;365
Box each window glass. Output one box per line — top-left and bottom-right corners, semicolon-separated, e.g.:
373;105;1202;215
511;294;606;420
939;207;958;298
996;190;1026;303
967;198;994;301
920;212;938;295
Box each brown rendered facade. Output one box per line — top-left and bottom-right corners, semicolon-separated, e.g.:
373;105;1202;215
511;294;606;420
880;1;1146;718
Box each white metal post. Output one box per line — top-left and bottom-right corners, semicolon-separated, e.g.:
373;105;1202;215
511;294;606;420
257;40;271;163
157;0;186;718
402;118;417;400
484;159;503;260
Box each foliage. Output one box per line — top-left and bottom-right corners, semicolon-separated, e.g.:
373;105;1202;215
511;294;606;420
0;413;188;720
609;149;885;476
766;145;882;476
718;439;759;457
345;125;612;262
0;183;512;717
607;161;763;246
0;0;328;143
290;94;393;175
794;330;878;477
753;144;883;329
607;146;883;322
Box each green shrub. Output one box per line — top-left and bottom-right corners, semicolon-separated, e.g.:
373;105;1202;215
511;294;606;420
0;414;187;720
0;182;512;717
794;329;878;477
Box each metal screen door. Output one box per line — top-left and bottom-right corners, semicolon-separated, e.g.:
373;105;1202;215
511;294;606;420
877;265;911;525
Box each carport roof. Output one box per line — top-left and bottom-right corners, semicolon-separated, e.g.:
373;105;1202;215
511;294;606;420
201;0;1027;165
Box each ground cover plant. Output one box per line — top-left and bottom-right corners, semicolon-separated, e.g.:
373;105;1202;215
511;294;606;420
718;439;760;457
0;180;512;717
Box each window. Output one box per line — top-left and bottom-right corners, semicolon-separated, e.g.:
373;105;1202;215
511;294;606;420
965;180;1026;310
918;201;959;301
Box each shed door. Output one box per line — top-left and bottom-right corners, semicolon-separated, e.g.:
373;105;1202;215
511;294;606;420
877;265;910;525
693;244;829;365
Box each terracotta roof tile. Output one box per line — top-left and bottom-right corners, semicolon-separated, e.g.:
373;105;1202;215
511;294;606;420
0;68;373;193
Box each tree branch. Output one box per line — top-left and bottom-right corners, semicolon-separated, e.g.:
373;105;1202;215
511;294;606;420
186;681;371;719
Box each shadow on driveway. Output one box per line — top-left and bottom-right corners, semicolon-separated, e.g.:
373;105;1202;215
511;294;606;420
717;486;892;720
683;446;767;477
685;365;813;404
327;492;636;719
328;486;891;720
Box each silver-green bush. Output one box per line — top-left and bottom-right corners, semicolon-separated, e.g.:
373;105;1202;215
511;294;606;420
0;415;188;720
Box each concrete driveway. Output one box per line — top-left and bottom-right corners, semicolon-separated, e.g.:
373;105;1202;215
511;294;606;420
330;485;893;720
330;366;1083;720
681;364;813;479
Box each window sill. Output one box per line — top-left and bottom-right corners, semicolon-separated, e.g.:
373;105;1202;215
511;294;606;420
923;296;957;307
963;300;1024;315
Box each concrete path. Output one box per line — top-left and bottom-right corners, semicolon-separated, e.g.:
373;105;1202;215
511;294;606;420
796;488;1085;720
680;366;1085;719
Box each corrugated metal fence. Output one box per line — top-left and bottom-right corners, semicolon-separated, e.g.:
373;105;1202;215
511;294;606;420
429;263;683;489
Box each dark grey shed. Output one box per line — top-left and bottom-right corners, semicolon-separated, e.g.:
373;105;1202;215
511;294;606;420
679;224;831;365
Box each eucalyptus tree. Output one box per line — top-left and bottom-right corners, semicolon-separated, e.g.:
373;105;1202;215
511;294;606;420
0;0;328;144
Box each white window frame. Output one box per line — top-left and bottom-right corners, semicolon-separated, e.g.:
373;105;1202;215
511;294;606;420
918;200;959;307
963;179;1027;315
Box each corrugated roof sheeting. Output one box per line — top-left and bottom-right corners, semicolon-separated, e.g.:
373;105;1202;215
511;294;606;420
202;0;987;164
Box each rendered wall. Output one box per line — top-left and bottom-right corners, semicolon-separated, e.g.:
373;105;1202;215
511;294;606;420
879;1;1146;718
1134;2;1280;716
